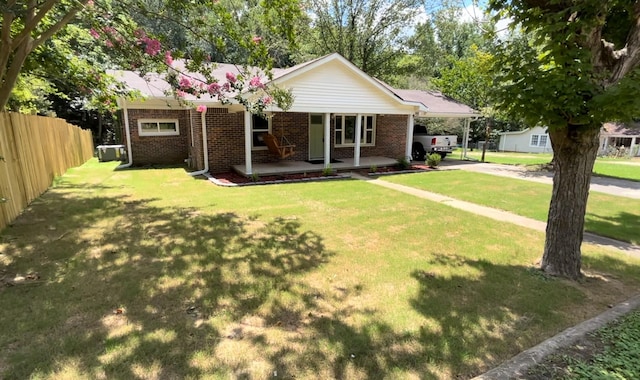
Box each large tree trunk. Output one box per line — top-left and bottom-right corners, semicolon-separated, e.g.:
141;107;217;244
541;125;601;280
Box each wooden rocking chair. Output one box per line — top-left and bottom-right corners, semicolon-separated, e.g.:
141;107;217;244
263;133;296;159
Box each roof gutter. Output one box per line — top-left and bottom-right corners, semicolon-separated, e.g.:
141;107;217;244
188;108;209;177
116;98;133;169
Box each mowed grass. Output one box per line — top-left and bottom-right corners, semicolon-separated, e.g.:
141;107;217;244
462;151;640;181
383;170;640;245
593;162;640;181
463;151;553;166
2;160;640;379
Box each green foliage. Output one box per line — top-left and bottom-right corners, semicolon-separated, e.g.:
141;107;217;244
426;153;442;168
396;156;410;170
322;165;333;176
399;2;492;83
432;46;492;111
301;0;422;80
566;311;640;379
369;165;377;173
1;0;301;116
250;172;261;182
487;1;640;130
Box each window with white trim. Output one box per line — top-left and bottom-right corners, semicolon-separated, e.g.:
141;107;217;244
334;115;375;146
530;134;548;147
251;114;271;149
138;119;179;136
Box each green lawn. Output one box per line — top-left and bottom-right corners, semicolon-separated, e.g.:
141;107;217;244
1;159;640;379
383;170;640;245
461;151;640;181
593;162;640;181
462;151;554;165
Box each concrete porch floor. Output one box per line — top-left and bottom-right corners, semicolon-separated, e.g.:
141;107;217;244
232;156;399;176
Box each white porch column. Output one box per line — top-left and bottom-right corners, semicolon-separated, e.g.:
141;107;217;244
631;136;638;157
405;114;415;161
354;114;362;167
244;111;253;175
324;113;331;168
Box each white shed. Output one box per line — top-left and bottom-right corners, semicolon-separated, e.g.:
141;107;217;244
498;126;552;153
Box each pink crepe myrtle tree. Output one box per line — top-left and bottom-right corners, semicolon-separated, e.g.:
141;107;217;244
0;0;300;114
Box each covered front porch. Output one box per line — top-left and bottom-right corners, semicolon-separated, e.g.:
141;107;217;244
232;156;398;176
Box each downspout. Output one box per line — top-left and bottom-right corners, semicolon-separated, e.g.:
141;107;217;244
189;108;210;176
116;98;133;169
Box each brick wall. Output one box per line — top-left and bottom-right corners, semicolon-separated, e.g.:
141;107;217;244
206;111;310;173
189;110;203;170
332;114;408;160
127;109;190;166
124;108;409;172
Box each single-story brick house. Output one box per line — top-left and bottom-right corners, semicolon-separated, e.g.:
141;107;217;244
113;53;478;175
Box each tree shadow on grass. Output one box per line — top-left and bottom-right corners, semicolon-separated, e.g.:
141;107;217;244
0;181;332;379
585;211;640;245
250;255;597;379
2;178;638;379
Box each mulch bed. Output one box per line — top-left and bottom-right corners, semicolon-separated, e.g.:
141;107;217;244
210;164;435;186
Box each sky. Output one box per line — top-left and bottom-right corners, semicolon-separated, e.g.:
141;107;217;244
414;0;511;33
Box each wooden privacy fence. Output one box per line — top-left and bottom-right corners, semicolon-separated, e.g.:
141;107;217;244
0;113;94;230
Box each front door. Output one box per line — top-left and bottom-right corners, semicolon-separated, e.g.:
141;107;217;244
309;114;324;160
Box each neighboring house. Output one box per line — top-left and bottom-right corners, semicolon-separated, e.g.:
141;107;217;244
112;53;478;175
498;126;552;154
600;122;640;157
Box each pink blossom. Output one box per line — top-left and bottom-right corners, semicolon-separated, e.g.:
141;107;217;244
249;76;264;89
86;0;94;6
134;29;146;39
207;82;220;95
225;72;237;83
176;90;186;98
252;36;262;44
105;40;114;48
262;96;273;105
143;38;162;56
196;105;207;113
179;76;192;90
164;51;173;66
89;29;100;39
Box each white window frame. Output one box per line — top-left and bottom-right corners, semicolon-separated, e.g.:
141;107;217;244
530;134;548;147
334;114;376;147
251;113;272;150
138;119;180;137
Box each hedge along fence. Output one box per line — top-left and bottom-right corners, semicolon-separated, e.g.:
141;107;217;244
0;113;94;230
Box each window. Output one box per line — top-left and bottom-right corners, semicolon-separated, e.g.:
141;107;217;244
334;115;375;146
138;119;179;136
530;134;548;147
252;113;271;149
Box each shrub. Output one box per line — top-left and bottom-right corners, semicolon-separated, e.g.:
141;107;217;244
322;165;333;176
369;165;377;173
396;157;410;170
427;153;442;168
